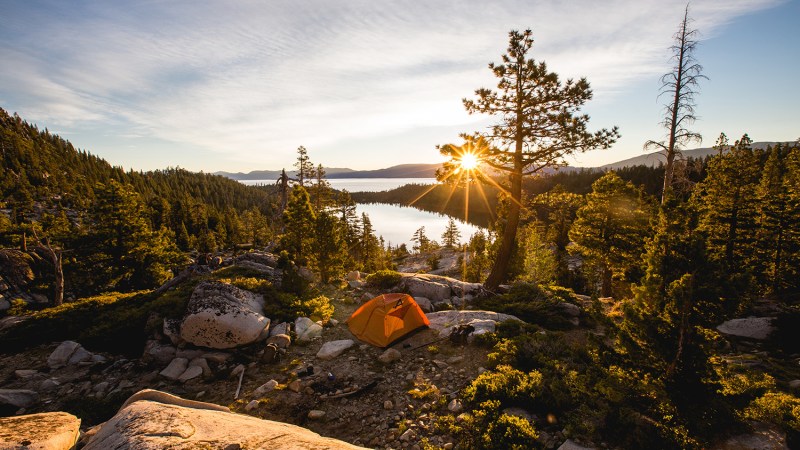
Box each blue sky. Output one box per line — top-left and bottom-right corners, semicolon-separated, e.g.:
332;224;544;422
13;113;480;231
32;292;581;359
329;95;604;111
0;0;797;172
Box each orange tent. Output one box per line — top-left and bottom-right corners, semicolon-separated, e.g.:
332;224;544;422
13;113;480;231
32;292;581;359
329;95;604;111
347;293;430;347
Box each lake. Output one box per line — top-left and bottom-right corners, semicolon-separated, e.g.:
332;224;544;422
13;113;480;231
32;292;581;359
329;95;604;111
240;177;437;192
239;178;482;246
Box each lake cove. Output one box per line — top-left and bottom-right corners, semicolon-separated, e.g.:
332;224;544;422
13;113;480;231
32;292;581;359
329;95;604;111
240;178;480;246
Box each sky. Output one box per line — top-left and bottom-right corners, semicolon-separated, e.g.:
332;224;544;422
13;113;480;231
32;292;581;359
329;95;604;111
0;0;797;173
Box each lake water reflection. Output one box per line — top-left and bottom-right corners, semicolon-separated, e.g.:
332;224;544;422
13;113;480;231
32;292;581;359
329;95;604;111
240;178;482;246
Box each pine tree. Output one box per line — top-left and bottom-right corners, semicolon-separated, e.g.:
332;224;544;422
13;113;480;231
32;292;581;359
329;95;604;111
755;145;793;295
359;213;382;271
569;172;651;297
294;146;315;187
313;211;346;283
281;186;316;265
465;230;491;282
411;226;430;253
693;135;760;290
521;222;557;285
441;218;461;249
458;29;618;289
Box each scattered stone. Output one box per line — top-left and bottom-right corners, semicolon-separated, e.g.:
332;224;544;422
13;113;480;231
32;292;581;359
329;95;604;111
230;364;245;378
178;365;203;382
0;297;9;311
789;379;800;390
443;443;454;450
266;334;291;349
447;399;462;413
295;317;323;342
348;280;365;289
180;281;271;349
378;348;402;364
94;381;110;394
0;412;80;450
14;369;38;379
346;271;361;281
245;400;259;411
202;352;231;364
446;356;464;365
399;429;415;441
253;380;279;397
360;292;375;303
316;340;355;360
143;341;177;366
384;400;394;410
288;380;302;393
0;389;38;408
68;346;93;365
433;360;448;369
717;317;775;340
40;378;60;392
159;358;189;381
47;341;82;369
269;322;290;336
189;357;212;377
307;410;326;420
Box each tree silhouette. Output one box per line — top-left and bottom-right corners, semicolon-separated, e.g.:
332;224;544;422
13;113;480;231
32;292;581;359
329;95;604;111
459;29;618;289
645;5;707;203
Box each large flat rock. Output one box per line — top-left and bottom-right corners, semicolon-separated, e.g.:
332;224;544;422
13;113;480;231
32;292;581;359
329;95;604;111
0;412;80;450
717;317;775;340
82;390;366;449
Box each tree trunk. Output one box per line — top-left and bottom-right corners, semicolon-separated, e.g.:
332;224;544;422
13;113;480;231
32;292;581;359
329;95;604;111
601;265;613;298
38;238;63;306
485;147;523;290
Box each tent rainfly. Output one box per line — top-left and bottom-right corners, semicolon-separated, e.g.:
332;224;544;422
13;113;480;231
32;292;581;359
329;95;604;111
346;293;430;347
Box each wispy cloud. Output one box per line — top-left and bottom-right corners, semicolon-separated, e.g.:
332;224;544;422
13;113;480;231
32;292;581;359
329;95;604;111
0;0;785;170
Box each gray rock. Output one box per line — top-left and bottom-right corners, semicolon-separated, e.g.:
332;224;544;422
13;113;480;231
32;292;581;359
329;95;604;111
717;317;775;340
201;352;231;364
163;318;183;345
0;297;9;311
189;358;211;377
40;378;61;392
414;296;433;313
68;346;93;365
447;399;462;413
245;399;259;411
267;334;292;349
316;340;355;360
0;389;38;408
383;400;394;410
143;341;177;366
178;365;203;382
404;276;451;302
269;322;290;336
307;410;326;420
159;358;189;381
94;381;110;393
14;369;38;379
378;348;402;364
47;341;82;369
253;380;279;397
180;281;271;349
295;317;323;342
556;302;581;317
0;412;81;450
789;379;800;389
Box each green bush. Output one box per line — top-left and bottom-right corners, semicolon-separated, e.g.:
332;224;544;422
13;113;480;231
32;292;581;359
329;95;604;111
227;276;332;323
463;364;543;407
476;283;576;330
460;400;539;450
366;269;403;289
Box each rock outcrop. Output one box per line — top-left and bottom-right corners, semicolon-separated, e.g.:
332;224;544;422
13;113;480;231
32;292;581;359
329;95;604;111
0;412;80;450
426;310;521;339
81;389;366;449
180;281;271;349
717;317;775;341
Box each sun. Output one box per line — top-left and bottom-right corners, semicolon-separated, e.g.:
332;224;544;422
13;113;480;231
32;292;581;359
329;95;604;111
459;152;480;170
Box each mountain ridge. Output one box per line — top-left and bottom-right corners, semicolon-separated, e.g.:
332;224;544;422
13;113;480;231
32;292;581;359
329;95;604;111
215;142;793;181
